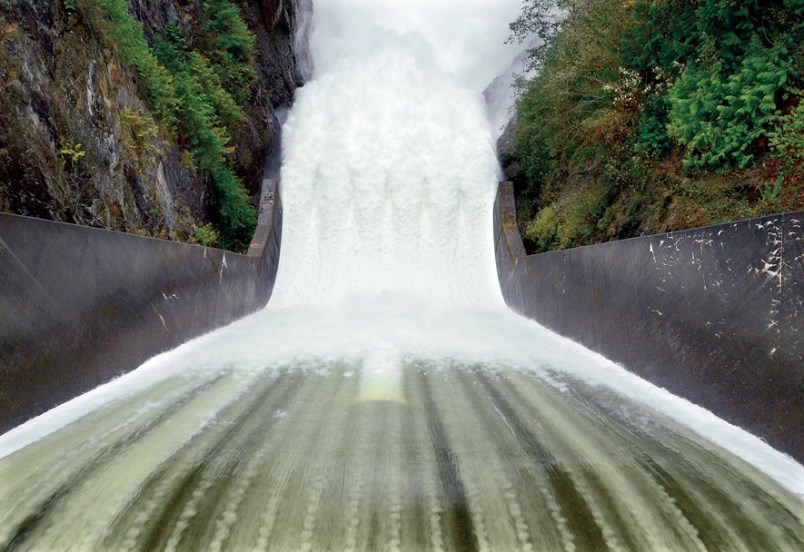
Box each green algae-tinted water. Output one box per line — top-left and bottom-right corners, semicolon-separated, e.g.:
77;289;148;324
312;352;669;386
1;362;802;551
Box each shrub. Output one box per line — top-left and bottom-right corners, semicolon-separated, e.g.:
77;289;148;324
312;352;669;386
195;223;220;247
91;0;179;128
153;26;255;250
209;164;256;250
58;143;86;163
509;0;803;254
771;101;804;160
84;3;257;251
524;207;558;252
120;107;161;157
667;37;796;170
636;94;673;157
153;25;245;161
202;0;257;104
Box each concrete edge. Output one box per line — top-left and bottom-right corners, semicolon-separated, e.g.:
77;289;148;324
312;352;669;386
493;181;804;461
0;178;283;432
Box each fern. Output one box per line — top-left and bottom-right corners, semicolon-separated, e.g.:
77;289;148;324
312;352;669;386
667;36;796;170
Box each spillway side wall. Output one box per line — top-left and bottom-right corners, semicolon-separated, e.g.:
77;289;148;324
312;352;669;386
0;179;282;433
494;182;804;461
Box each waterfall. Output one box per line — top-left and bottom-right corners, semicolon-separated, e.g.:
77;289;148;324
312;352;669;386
272;0;524;307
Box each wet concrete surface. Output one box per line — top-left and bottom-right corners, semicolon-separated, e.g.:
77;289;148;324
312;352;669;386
494;182;804;461
0;180;282;433
1;362;801;551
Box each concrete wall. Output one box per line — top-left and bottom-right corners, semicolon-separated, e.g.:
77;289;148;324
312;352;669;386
0;179;282;433
494;182;804;462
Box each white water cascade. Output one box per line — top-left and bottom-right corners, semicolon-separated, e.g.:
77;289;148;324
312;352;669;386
1;1;803;550
272;0;517;307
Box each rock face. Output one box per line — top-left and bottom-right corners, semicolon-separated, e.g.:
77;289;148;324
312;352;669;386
0;0;300;242
496;115;522;187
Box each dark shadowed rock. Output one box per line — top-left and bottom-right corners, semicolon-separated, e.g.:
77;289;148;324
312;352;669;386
496;115;527;194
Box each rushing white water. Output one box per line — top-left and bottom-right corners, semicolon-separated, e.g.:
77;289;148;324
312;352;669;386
272;0;523;306
1;6;804;548
262;0;803;498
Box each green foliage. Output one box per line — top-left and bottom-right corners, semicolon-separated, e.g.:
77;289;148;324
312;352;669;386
524;207;558;251
512;0;635;201
636;94;673;157
153;26;244;169
92;0;179;128
619;0;696;77
667;37;796;170
771;101;804;160
512;86;553;199
203;0;255;61
120;107;161;156
153;25;255;249
63;0;78;12
512;0;630;158
195;223;220;247
209;164;257;250
202;0;257;104
58;142;86;163
82;1;257;251
510;0;804;253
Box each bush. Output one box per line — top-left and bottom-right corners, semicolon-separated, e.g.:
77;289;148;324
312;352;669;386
771;101;804;160
667;37;797;170
153;25;255;250
153;26;243;171
636;94;673;157
195;223;220;247
209;164;256;250
508;0;803;254
120;107;161;157
524;207;558;252
91;0;179;128
202;0;257;104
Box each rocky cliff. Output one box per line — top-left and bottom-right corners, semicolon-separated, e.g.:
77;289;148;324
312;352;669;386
0;0;302;246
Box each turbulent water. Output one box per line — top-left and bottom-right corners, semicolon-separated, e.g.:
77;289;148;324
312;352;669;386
271;0;518;306
1;0;803;550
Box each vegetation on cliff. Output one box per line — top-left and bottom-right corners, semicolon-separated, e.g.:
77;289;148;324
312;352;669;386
507;0;803;253
82;0;257;250
0;0;297;251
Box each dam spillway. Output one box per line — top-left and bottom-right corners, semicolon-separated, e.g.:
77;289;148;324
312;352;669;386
1;0;803;550
1;361;803;551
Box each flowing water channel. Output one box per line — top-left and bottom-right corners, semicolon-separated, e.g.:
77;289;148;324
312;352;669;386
1;0;803;550
1;361;803;551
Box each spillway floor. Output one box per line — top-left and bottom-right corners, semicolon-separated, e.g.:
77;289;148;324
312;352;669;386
1;362;802;551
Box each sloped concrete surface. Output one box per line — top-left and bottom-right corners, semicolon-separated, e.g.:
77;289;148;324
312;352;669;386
495;182;804;461
0;180;282;433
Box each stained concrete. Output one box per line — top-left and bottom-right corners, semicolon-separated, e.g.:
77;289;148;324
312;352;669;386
494;182;804;461
0;179;282;433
